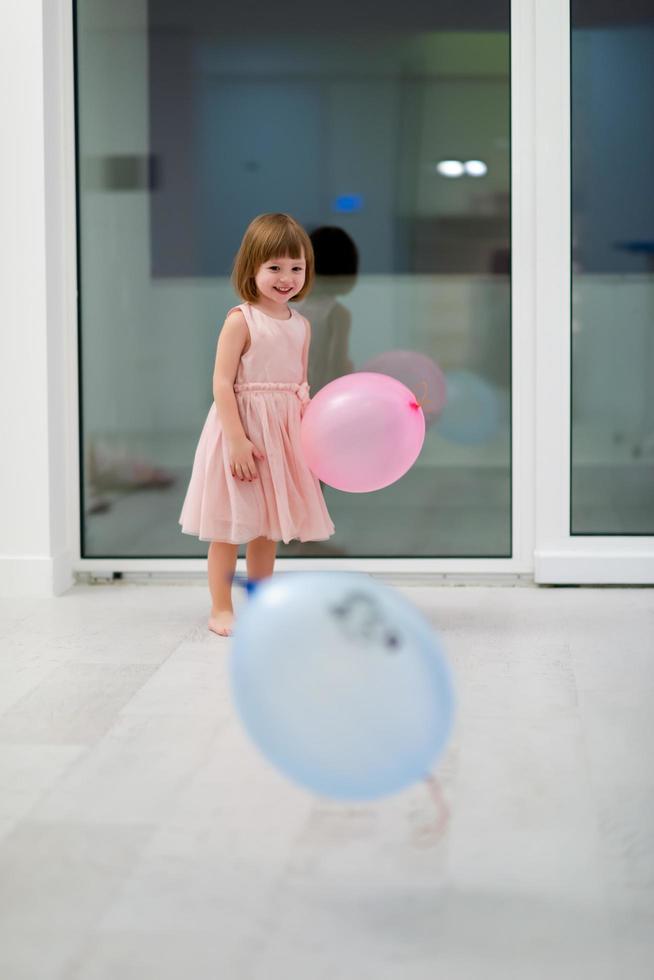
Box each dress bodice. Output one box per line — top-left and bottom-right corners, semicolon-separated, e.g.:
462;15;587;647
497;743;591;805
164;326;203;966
233;302;308;386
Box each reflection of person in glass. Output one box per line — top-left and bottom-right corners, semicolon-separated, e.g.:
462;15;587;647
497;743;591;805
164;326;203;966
298;227;358;393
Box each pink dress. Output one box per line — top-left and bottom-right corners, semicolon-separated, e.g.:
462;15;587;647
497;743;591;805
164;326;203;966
178;302;335;544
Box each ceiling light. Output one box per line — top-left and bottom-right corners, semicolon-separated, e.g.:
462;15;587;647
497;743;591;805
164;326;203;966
435;160;465;178
464;160;488;177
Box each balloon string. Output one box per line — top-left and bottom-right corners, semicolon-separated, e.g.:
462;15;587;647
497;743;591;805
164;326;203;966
411;773;450;847
410;379;434;412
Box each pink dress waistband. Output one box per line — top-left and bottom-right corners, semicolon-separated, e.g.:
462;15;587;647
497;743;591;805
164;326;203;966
234;381;310;404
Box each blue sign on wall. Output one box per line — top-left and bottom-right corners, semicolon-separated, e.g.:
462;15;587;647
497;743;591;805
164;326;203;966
333;194;364;213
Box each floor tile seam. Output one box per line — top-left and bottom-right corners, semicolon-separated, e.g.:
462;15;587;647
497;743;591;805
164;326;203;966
0;635;192;730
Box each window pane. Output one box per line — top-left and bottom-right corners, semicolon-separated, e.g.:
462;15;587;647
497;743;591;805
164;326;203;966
76;1;511;558
571;2;654;534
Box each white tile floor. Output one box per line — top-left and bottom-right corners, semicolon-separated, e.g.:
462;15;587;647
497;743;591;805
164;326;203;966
0;579;652;979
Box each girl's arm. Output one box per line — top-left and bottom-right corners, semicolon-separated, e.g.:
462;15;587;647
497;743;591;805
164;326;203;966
213;310;263;481
212;310;248;441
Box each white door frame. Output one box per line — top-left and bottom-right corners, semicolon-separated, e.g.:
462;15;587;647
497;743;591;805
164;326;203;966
533;0;654;584
46;0;653;584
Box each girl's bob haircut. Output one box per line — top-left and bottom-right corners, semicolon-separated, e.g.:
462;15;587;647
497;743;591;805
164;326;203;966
232;213;315;303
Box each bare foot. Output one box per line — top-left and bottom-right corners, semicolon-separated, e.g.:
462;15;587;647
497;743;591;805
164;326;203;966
208;610;235;637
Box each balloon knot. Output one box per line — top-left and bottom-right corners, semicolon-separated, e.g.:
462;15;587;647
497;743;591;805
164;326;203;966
231;573;261;596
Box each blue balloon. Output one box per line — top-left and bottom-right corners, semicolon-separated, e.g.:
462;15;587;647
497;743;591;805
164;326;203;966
230;573;455;801
437;370;502;445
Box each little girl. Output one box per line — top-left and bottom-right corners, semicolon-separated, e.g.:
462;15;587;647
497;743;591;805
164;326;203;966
179;213;335;636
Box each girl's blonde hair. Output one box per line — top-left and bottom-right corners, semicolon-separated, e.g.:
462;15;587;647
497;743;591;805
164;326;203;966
232;213;315;303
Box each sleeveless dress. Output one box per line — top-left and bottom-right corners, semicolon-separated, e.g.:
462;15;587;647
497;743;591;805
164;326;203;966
178;302;335;545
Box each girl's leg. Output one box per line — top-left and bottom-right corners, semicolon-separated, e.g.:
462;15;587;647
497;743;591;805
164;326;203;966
207;540;238;636
246;536;277;583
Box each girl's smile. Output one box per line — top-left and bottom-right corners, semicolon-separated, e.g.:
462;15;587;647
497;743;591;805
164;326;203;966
254;254;306;315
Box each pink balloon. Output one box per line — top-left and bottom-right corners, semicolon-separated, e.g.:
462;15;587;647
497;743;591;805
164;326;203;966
301;373;425;493
360;350;447;426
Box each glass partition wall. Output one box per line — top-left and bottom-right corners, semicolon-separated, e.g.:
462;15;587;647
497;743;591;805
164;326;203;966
75;0;511;559
571;2;654;535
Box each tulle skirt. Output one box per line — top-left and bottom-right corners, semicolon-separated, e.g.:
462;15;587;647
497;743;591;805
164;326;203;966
178;385;335;545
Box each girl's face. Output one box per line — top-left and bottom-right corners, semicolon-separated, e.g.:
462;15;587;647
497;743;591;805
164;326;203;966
254;253;306;306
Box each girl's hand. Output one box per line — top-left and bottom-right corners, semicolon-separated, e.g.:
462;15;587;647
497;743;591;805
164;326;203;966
228;436;265;481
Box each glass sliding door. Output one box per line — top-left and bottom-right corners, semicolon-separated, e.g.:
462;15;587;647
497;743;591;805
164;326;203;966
533;0;654;585
571;2;654;535
75;0;511;559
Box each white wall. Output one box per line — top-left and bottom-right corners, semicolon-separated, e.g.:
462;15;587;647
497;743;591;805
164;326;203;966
0;0;75;597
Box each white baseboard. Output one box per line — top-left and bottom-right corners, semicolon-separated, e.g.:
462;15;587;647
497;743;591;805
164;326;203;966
534;550;654;585
3;552;651;590
0;551;75;597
